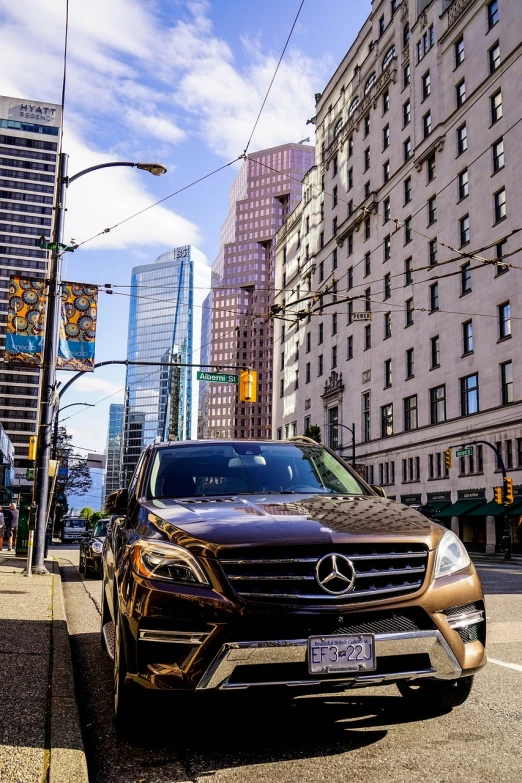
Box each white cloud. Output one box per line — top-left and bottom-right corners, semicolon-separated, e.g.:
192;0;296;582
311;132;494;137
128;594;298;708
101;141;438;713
63;374;124;398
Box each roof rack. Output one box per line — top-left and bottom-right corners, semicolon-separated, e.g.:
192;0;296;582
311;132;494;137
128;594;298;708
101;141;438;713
284;435;320;445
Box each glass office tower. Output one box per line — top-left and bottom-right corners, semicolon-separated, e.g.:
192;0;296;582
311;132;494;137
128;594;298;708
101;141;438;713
105;403;124;498
121;245;211;485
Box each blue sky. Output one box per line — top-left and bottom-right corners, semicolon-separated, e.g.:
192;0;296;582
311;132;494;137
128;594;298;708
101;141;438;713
0;0;370;454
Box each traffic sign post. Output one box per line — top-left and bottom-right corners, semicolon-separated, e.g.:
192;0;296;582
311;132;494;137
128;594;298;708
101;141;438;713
196;371;239;384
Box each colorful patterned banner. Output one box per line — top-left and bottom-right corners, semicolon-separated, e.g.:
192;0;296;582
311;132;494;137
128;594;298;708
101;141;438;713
4;277;46;366
57;282;98;371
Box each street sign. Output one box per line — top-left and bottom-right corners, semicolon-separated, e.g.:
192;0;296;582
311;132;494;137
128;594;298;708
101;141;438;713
352;312;372;321
455;447;473;458
197;371;239;384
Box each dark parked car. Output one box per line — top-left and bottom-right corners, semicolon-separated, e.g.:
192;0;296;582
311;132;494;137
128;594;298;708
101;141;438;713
102;438;486;734
79;518;109;577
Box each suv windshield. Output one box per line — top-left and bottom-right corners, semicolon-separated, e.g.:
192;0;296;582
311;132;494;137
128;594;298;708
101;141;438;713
147;442;368;499
65;519;85;528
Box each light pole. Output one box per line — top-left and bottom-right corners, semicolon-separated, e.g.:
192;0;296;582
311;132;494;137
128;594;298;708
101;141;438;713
30;156;167;574
327;422;356;468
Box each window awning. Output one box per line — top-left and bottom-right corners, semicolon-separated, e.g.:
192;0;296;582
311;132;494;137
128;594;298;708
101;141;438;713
468;501;504;517
436;499;485;517
431;501;451;513
506;500;522;516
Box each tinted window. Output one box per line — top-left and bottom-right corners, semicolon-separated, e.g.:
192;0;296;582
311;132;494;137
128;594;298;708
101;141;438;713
93;521;108;537
147;443;368;499
65;519;84;528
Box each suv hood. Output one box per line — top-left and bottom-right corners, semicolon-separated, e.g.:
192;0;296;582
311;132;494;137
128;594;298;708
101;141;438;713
143;494;445;550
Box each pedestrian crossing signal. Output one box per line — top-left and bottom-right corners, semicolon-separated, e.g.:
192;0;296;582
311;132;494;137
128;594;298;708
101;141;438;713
504;476;514;505
493;486;503;504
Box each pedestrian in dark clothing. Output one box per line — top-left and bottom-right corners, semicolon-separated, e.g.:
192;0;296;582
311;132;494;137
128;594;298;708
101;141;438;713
4;503;18;552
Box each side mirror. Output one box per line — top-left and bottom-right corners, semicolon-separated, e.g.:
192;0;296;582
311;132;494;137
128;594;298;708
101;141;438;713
105;488;128;515
371;485;387;498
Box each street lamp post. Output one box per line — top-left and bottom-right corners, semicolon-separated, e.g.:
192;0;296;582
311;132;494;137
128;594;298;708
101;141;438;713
327;422;356;468
30;156;167;574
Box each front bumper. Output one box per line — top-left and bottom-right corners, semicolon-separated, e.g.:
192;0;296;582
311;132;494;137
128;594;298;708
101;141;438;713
196;630;462;690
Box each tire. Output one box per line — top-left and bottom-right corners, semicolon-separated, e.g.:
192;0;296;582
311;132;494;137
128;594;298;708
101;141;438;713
78;553;85;573
100;583;112;653
397;675;474;712
113;612;144;738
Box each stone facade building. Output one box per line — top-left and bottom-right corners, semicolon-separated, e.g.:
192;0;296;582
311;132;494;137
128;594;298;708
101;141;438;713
272;0;522;553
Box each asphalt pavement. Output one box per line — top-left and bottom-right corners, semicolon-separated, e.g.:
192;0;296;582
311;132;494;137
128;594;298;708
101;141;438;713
54;544;522;783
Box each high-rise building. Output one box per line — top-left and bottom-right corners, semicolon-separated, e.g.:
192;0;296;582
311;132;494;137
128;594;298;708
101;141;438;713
105;403;124;498
200;143;314;440
121;245;211;485
0;95;62;466
67;452;107;513
273;0;522;553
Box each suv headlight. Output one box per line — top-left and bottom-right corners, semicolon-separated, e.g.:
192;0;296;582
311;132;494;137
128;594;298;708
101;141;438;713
132;542;209;586
91;540;103;554
434;530;470;578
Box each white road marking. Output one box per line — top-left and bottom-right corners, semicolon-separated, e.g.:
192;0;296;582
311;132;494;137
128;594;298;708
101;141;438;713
488;657;522;672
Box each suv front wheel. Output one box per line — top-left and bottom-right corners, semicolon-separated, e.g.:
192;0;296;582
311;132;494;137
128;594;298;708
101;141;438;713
397;676;474;712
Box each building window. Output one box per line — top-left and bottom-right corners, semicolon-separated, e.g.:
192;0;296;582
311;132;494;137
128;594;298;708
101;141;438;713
460;214;470;246
348;199;354;216
332;312;337;335
364;252;371;277
462;320;473;354
406;298;414;326
391;0;398;15
348;136;353;157
318;354;323;376
384;273;391;299
383;159;390;183
427;196;436;225
458;168;469;200
280;351;284;370
365;180;371;198
456;79;466;108
498;301;511;339
381;404;393;438
319;230;324;249
427;153;436;182
429;239;437;266
364;324;371;350
494;187;506;222
405;256;413;285
332;186;338;208
489;41;501;73
348;166;353;190
457;124;467;155
406;347;414;378
384;311;392;339
318;261;324;281
403;137;412;162
495;240;508;275
423;111;432;138
501;361;514;404
347;335;353;360
404;217;412;244
384;235;391;261
348;266;353;289
332;216;338;235
331;345;337;369
365;287;371;312
430;335;440;369
491;90;503;124
364;216;371;239
384;358;392;388
362;392;371;442
383;124;390;150
403;64;411;88
333;156;338;176
488;0;499;30
422;71;431;101
306;332;311;353
277;427;282;440
404;176;412;204
430;385;446;424
364;147;370;171
461;373;479;415
279;378;284;398
294;369;299;389
382;45;396;70
459;261;472;295
455;35;465;66
383;197;391;222
493;138;504;172
383;89;390;113
404;395;418;431
403;100;411;127
403;20;410;47
429;282;439;312
364;115;371;137
379;14;385;36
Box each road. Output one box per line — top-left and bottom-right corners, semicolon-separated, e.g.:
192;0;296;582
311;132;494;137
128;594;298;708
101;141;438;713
54;544;522;783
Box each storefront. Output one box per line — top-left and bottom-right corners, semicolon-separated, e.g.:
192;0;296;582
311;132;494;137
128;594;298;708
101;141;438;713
427;491;452;529
400;493;421;506
435;488;487;551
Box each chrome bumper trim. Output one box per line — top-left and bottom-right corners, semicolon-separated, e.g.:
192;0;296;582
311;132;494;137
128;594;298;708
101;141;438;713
196;630;462;690
138;629;209;645
446;610;484;630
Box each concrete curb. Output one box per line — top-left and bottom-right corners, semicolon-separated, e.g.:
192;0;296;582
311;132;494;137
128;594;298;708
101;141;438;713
49;559;89;783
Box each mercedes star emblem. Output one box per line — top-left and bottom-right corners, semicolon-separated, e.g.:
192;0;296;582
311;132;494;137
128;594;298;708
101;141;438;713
315;553;356;595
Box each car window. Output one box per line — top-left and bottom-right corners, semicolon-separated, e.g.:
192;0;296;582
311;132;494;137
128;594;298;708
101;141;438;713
65;519;85;528
147;443;368;499
93;521;108;537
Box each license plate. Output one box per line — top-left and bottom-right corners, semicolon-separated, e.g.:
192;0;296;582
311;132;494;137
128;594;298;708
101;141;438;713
308;634;376;674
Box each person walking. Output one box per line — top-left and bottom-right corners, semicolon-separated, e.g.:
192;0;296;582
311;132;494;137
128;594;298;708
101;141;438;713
5;502;18;552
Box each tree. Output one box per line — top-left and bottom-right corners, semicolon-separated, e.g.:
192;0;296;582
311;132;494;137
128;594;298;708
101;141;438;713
80;507;94;521
53;426;93;533
304;424;321;443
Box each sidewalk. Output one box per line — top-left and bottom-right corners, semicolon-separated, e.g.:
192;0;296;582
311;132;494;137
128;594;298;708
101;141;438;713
0;552;88;783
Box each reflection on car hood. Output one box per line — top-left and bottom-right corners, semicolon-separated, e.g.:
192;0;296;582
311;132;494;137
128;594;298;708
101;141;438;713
142;494;444;549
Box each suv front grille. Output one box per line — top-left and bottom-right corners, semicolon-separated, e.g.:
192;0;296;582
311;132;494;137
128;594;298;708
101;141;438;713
219;543;428;604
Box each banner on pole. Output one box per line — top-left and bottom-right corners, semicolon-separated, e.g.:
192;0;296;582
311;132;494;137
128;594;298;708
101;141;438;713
57;282;98;371
4;277;46;367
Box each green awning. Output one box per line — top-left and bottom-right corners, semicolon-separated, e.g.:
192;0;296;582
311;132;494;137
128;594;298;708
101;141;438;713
436;499;486;517
506;500;522;515
431;501;451;513
468;501;504;517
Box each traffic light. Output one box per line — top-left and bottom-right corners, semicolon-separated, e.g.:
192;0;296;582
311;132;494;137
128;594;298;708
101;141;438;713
239;369;257;402
504;476;514;505
444;449;452;470
28;435;37;461
494;486;503;505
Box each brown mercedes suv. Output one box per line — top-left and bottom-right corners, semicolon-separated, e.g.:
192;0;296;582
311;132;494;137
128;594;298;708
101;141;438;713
102;438;486;733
